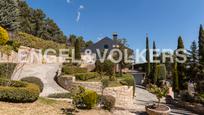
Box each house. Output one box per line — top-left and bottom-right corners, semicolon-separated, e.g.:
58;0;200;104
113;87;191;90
82;33;120;55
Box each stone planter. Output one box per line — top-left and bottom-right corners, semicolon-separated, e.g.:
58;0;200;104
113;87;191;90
145;104;171;115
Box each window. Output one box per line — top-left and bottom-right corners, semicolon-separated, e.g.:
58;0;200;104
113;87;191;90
104;44;109;49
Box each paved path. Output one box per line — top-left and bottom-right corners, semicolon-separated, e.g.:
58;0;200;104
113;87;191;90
134;85;198;115
11;64;68;97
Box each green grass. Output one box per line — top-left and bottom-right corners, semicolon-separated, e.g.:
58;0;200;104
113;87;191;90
38;97;57;105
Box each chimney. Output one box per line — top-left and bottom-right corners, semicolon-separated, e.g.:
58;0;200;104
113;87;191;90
113;32;118;41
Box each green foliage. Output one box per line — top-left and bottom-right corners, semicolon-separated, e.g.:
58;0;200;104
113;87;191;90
75;39;81;60
75;72;98;81
18;1;66;43
120;74;136;97
13;32;66;50
0;63;16;79
0;26;9;45
151;41;158;83
173;62;179;92
154;64;167;85
146;35;151;80
95;60;114;78
147;84;169;107
21;77;44;92
198;25;204;63
48;93;72;98
0;78;40;103
62;65;87;75
101;95;116;111
177;36;187;90
0;0;19;31
72;86;98;109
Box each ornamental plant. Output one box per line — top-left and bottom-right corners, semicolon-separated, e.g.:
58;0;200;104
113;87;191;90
147;84;169;107
0;26;9;45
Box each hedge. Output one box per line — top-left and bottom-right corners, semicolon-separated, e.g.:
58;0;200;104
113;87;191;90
0;63;17;79
62;65;87;75
72;86;98;109
120;74;136;97
75;72;98;81
21;77;44;92
0;78;40;103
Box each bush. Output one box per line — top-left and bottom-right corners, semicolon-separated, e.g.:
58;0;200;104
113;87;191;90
0;63;16;79
75;72;98;81
154;64;167;85
101;95;116;111
48;93;72;98
21;77;44;92
62;65;87;75
0;78;40;103
120;74;136;97
0;26;9;45
72;86;98;109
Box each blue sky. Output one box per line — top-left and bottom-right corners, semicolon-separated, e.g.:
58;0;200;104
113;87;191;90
27;0;204;50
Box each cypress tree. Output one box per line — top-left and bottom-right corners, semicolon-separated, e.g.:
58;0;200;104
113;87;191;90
75;39;81;60
146;34;151;79
0;0;19;31
152;41;157;84
198;25;204;64
173;61;179;92
177;36;186;90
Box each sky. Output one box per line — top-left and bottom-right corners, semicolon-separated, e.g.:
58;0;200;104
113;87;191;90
27;0;204;51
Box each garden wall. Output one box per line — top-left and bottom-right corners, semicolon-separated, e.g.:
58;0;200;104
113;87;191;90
74;81;102;94
103;86;134;109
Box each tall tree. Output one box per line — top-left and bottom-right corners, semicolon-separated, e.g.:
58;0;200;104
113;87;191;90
177;36;186;90
18;1;66;43
146;34;151;79
152;41;157;84
173;60;179;92
0;0;19;31
198;25;204;64
188;41;198;64
75;39;81;60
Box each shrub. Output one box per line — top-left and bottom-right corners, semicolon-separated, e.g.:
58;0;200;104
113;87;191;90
21;77;44;92
101;95;116;111
75;72;98;81
0;78;40;103
72;86;98;109
62;65;87;75
0;63;17;79
48;93;72;98
0;26;9;45
95;60;114;77
154;64;167;85
120;74;136;97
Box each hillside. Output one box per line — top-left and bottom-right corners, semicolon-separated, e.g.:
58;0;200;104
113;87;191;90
13;32;67;51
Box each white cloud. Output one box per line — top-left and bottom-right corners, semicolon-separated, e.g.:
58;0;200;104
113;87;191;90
79;5;84;9
66;0;71;3
76;11;81;22
76;5;85;22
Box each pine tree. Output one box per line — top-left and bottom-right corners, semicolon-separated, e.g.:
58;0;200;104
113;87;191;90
188;41;198;64
146;34;151;80
177;36;186;90
0;0;19;31
198;25;204;64
75;39;81;60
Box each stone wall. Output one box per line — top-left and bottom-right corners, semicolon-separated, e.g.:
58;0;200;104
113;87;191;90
74;81;102;94
56;76;135;109
103;86;134;109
